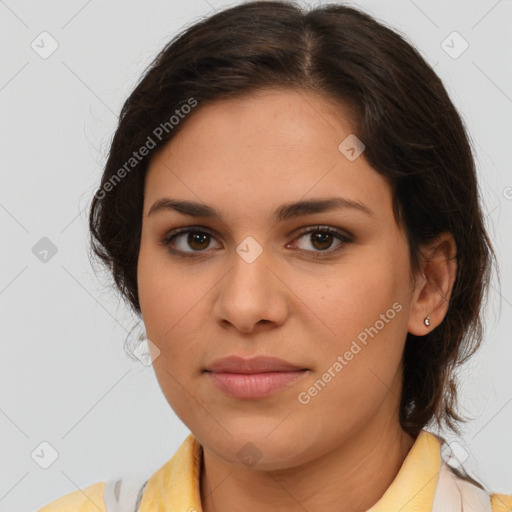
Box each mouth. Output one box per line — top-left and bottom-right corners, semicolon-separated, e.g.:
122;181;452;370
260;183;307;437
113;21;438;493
204;355;309;374
204;355;310;399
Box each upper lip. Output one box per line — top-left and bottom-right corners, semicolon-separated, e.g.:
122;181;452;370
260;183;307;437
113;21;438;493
205;356;308;374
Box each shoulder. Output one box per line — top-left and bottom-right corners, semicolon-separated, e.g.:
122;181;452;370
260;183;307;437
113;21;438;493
37;482;106;512
490;492;512;512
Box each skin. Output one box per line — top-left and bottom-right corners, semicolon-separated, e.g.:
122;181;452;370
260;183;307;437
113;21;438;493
137;88;457;512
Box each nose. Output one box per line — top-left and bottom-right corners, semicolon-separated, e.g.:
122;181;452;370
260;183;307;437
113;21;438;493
211;248;289;334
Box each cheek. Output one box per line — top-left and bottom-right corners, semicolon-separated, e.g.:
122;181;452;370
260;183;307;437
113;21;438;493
306;254;409;387
297;279;407;430
137;246;218;380
138;241;198;335
138;257;208;419
314;263;404;336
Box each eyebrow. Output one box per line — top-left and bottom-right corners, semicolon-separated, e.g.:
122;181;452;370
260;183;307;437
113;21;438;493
147;196;374;222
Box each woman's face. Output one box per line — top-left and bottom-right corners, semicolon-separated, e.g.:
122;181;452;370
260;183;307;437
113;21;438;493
138;88;419;469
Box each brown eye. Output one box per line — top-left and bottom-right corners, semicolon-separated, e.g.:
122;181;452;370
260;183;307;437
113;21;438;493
187;232;211;251
292;226;351;255
309;231;335;251
161;228;221;256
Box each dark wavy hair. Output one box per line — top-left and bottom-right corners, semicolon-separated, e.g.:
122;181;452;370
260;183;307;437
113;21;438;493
89;0;496;454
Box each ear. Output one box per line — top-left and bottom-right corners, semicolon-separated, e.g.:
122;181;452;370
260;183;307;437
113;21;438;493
407;232;457;336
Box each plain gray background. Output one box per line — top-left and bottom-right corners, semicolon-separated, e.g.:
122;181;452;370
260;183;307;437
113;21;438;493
1;0;511;510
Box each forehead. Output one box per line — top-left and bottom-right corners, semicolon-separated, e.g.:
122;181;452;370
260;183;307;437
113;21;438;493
143;88;392;223
159;87;358;155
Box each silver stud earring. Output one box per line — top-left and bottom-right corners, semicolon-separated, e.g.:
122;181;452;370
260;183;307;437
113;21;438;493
424;316;430;327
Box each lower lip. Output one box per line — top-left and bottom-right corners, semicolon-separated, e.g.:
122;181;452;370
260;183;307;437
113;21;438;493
206;370;308;399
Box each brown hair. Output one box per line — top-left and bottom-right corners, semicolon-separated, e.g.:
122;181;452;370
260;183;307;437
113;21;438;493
89;1;496;447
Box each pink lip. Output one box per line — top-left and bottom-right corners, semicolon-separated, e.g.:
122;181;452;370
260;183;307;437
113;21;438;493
204;356;309;399
205;355;308;373
206;371;308;399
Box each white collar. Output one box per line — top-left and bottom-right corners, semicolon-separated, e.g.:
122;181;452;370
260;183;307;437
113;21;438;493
431;460;491;512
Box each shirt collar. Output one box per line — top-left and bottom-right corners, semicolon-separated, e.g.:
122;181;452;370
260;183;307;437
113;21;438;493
368;430;441;511
139;430;441;512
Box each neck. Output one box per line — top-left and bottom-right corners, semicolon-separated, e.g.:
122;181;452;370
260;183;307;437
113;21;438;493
200;419;416;512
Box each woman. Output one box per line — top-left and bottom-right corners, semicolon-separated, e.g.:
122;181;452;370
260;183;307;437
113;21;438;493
38;1;511;511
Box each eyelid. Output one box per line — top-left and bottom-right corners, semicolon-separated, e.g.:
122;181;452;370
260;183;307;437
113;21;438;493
162;225;216;240
291;224;353;242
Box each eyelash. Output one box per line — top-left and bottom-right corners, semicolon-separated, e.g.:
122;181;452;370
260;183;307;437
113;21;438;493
159;225;353;260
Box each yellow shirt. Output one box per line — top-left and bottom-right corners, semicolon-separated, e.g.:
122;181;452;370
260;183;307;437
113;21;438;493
38;430;512;512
